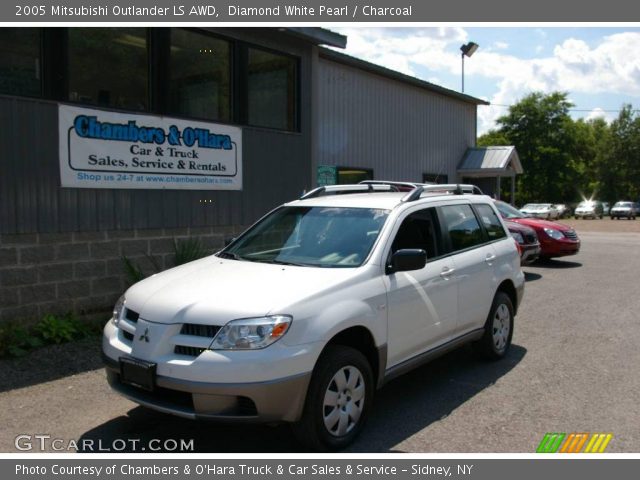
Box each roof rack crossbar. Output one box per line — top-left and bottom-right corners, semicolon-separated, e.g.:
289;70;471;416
299;183;397;200
421;184;484;195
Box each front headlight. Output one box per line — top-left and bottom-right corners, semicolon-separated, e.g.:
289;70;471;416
112;294;125;326
543;228;564;240
511;232;525;244
210;315;292;350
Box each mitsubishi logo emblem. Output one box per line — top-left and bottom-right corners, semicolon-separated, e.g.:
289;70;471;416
138;327;150;343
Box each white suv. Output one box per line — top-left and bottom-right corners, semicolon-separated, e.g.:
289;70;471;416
103;183;525;450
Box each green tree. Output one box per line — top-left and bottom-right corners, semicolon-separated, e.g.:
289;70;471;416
498;92;576;204
599;106;640;202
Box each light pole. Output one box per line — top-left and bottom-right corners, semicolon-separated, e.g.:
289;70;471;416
460;42;479;93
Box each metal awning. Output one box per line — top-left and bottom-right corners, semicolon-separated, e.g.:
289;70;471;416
458;146;522;177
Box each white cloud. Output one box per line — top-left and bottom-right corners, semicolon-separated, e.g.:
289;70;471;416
493;41;509;50
585;107;614;123
329;28;640;135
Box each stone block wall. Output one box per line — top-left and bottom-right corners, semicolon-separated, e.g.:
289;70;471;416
0;225;246;324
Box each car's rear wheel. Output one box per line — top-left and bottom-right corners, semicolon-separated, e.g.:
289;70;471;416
292;345;373;451
474;292;514;360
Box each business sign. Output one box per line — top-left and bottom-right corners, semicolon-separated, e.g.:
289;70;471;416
59;105;242;190
317;165;337;186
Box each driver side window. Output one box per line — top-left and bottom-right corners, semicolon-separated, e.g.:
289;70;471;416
391;208;440;259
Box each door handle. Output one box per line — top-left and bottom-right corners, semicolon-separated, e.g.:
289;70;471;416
485;253;496;263
440;267;455;278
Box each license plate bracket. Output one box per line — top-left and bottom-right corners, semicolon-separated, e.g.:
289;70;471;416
119;357;156;391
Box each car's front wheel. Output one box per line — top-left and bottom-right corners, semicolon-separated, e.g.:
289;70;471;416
292;345;374;451
475;291;514;360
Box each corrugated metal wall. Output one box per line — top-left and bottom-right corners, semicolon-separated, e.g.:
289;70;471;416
316;58;477;183
0;33;313;235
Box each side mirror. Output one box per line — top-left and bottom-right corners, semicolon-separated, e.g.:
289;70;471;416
386;249;427;274
224;237;236;247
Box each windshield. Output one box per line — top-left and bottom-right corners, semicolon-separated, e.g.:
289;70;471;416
221;206;389;268
494;201;525;219
614;202;632;208
577;201;594;208
522;204;544;210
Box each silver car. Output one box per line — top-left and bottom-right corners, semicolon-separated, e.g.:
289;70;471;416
610;201;637;220
520;203;559;220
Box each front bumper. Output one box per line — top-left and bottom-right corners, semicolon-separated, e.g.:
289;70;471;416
574;211;598;218
611;210;633;217
102;319;319;423
520;243;541;265
104;355;311;423
539;238;580;258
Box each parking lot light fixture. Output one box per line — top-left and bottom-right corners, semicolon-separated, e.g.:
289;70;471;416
460;41;479;93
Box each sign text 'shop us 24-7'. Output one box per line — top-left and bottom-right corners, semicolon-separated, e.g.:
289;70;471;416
58;105;242;190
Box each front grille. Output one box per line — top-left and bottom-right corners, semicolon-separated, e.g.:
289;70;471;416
173;323;221;358
180;323;221;338
125;308;139;323
524;232;538;244
174;345;206;357
122;331;134;342
563;230;578;240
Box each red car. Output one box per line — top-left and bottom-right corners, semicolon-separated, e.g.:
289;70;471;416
494;200;580;259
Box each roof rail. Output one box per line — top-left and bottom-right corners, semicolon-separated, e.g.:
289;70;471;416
300;183;398;200
401;183;485;203
401;186;424;202
359;180;424;192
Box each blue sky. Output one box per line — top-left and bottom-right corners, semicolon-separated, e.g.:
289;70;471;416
330;27;640;134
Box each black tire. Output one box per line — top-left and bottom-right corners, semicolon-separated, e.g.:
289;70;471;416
474;291;514;360
292;345;374;451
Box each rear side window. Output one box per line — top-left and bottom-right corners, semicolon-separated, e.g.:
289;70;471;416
440;204;485;252
475;204;507;240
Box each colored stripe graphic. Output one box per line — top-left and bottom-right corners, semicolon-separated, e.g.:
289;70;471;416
560;433;588;453
536;433;566;453
584;433;613;453
537;433;613;453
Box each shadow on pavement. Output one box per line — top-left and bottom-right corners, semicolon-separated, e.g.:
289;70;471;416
533;258;582;269
77;344;526;453
0;337;103;393
524;271;542;282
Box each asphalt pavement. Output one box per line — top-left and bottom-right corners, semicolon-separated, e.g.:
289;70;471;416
1;230;638;453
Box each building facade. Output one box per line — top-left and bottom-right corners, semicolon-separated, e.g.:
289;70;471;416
0;27;489;323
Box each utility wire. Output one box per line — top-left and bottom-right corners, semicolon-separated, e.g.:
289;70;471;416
484;103;640;113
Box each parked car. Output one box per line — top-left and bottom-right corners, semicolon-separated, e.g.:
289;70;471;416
574;200;604;219
103;183;524;451
602;202;611;216
494;200;580;259
505;221;541;265
520;203;559;220
552;204;570;218
610;201;637;220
